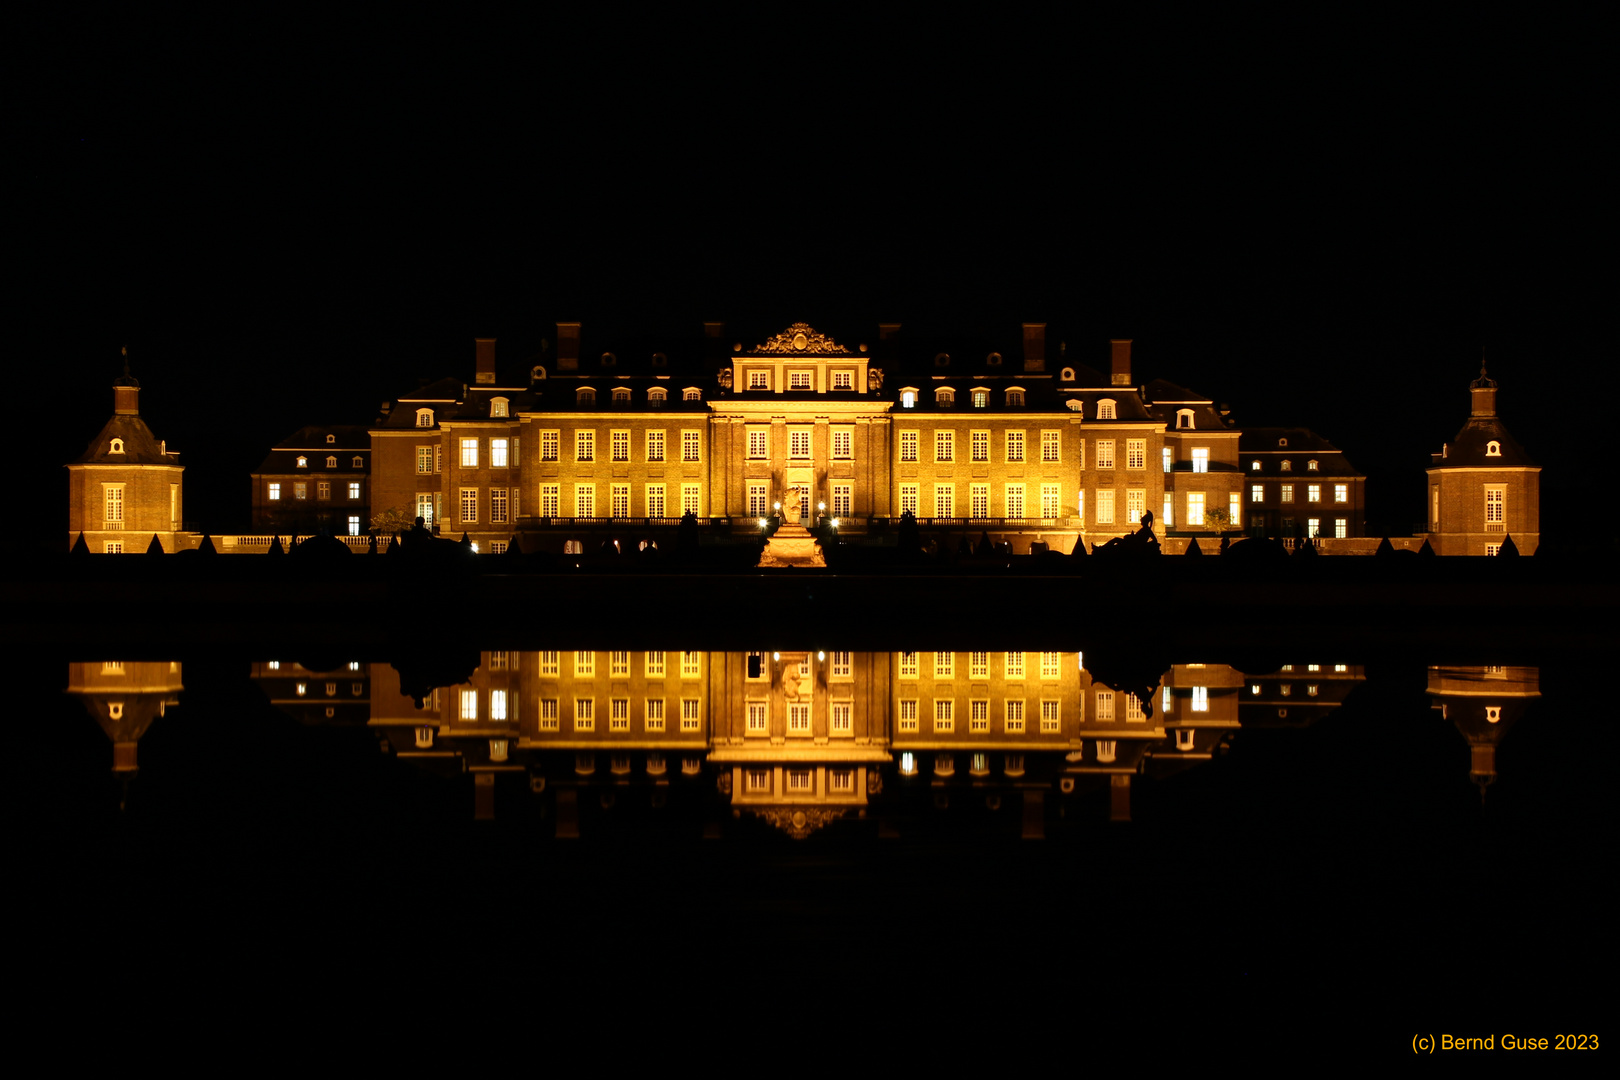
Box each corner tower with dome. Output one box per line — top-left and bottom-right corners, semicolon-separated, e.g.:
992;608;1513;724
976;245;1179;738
1421;364;1540;555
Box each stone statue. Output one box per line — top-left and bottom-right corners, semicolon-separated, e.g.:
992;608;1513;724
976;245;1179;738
782;661;803;701
782;487;802;525
868;367;884;391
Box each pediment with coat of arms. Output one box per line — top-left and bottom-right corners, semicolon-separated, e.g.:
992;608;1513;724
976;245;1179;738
752;323;852;356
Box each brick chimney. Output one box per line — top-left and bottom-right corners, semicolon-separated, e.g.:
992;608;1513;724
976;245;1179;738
113;347;140;415
1022;324;1046;372
475;338;497;384
557;322;580;372
879;322;901;341
1110;339;1133;386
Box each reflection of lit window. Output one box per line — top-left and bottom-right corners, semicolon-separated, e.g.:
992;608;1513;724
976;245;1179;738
489;739;509;762
1306;685;1318;697
1175;729;1195;751
746;769;771;792
830;769;855;791
415;727;433;748
787;769;812;791
1096;740;1117;763
900;753;917;775
296;682;307;696
1004;754;1024;776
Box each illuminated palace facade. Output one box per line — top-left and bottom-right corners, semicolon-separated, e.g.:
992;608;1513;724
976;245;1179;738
367;323;1368;553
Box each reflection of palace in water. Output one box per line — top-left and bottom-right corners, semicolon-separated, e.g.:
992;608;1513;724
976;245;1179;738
64;656;1542;835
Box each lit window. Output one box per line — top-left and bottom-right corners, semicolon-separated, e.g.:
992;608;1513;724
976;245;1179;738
460;689;478;721
294;482;307;500
1307;484;1321;503
491;397;509;417
683;430;701;462
1005;651;1024;678
576;430;594;461
1281;484;1294;502
832;428;852;459
1191;686;1208;712
574;698;594;731
491;690;508;721
1042;430;1061;462
1096;440;1114;469
268;483;281;501
1251;460;1260;471
933;699;954;733
972;389;988;408
898;700;919;732
1307;460;1318;471
348;515;360;535
901;390;916;409
645;699;665;731
935;431;954;462
296;456;308;468
296;682;307;696
1306;685;1319;697
1308;518;1320;537
899;431;918;462
416;409;433;427
1251;484;1264;503
1005;699;1025;732
789;370;812;390
1281;460;1292;471
1335;518;1347;538
1191;448;1209;474
349;482;361;499
1187;493;1205;526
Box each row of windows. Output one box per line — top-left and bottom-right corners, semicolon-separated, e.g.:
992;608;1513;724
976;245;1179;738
747;483;853;517
745;427;856;460
742;768;860;794
744;700;855;735
1250;458;1321;472
1249;484;1350;503
534;697;703;732
533;429;701;463
294;455;366;468
744;368;859;391
268;481;363;501
895;697;1074;733
897;652;1067;679
533;650;703;678
893;486;1236;526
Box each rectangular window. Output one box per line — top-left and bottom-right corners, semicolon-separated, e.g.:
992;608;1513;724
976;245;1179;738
539;651;559;676
643;650;666;677
1041;484;1060;519
933;699;954;733
295;482;307;500
1126;488;1144;524
1192;448;1209;473
787;703;809;734
1096;691;1114;721
317;480;331;501
1127;439;1145;470
900;484;919;516
1006;484;1025;519
1251;484;1264;503
1307;484;1321;503
607;698;628;731
348;515;360;535
491;488;509;524
1005;651;1024;678
611;484;630;519
1096;440;1114;469
266;482;282;503
740;427;767;461
643;698;664;732
1335;518;1348;538
831;702;852;735
1006;430;1025;463
574;698;594;731
539;484;559;518
1076;489;1085;524
645;484;666;518
348;482;361;500
789;370;812;390
682;430;701;462
460;438;479;468
898;700;919;732
576;430;594;462
460;488;478;523
611;430;629;462
1163;447;1173;473
1096;489;1115;524
970;484;989;519
540;431;559;461
971;431;989;462
681;484;701;516
417;446;434;473
1187;492;1205;526
899;431;918;462
746;701;767;734
1040;700;1061;732
681;651;701;678
574;651;594;677
1281;483;1294;502
899;652;918;678
1334;484;1348;503
1308;517;1321;538
832;370;853;390
539;698;560;731
575;484;594;517
1125;695;1144;722
786;428;811;459
1228;492;1241;528
970;700;989;732
680;699;700;731
640;430;663;463
1041;652;1061;678
935;651;954;678
934;484;954;518
1041;430;1060;463
968;652;988;678
460;689;478;721
748;369;769;390
935;431;954;463
609;651;630;677
1485;486;1504;523
830;651;852;678
1005;699;1025;733
415;492;434;526
490;438;508;468
831;483;851;517
747;483;769;517
832;428;852;460
1192;686;1209;712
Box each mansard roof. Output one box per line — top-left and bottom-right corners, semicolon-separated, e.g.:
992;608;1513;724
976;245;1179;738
1241;427;1364;477
1434;416;1537;468
71;414;179;465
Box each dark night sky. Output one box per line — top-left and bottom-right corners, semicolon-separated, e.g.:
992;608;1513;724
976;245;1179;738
19;11;1605;551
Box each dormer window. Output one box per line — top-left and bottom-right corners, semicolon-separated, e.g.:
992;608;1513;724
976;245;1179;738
648;387;667;404
1066;399;1083;414
936;388;955;407
108;438;124;454
577;388;596;405
491;397;509;417
296;456;308;468
831;370;854;390
600;352;616;367
1005;388;1025;407
683;387;702;401
652;352;668;367
748;370;769;390
416;409;434;428
1251;460;1261;471
352;456;363;467
1277;437;1288;448
1097;399;1116;420
1176;409;1195;430
531;365;547;381
1060;366;1075;382
986;352;1003;367
1486;440;1501;456
1281;460;1292;471
611;387;632;404
900;388;917;409
1307;460;1319;471
788;370;813;390
326;434;336;444
934;353;951;367
326;456;337;468
971;389;988;408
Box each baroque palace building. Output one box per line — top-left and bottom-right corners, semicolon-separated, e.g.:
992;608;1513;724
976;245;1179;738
369;321;1362;553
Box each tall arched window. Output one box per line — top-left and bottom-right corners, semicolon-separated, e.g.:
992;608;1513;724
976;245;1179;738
491;397;509;417
416;409;434;427
1097;399;1116;420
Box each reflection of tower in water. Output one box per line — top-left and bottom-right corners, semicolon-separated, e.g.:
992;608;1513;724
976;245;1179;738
65;661;183;808
1427;665;1540;801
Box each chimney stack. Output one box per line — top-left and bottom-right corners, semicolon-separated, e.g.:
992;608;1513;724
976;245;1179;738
1110;339;1133;386
703;321;725;339
879;322;902;341
475;338;497;385
557;322;580;371
1022;324;1046;372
